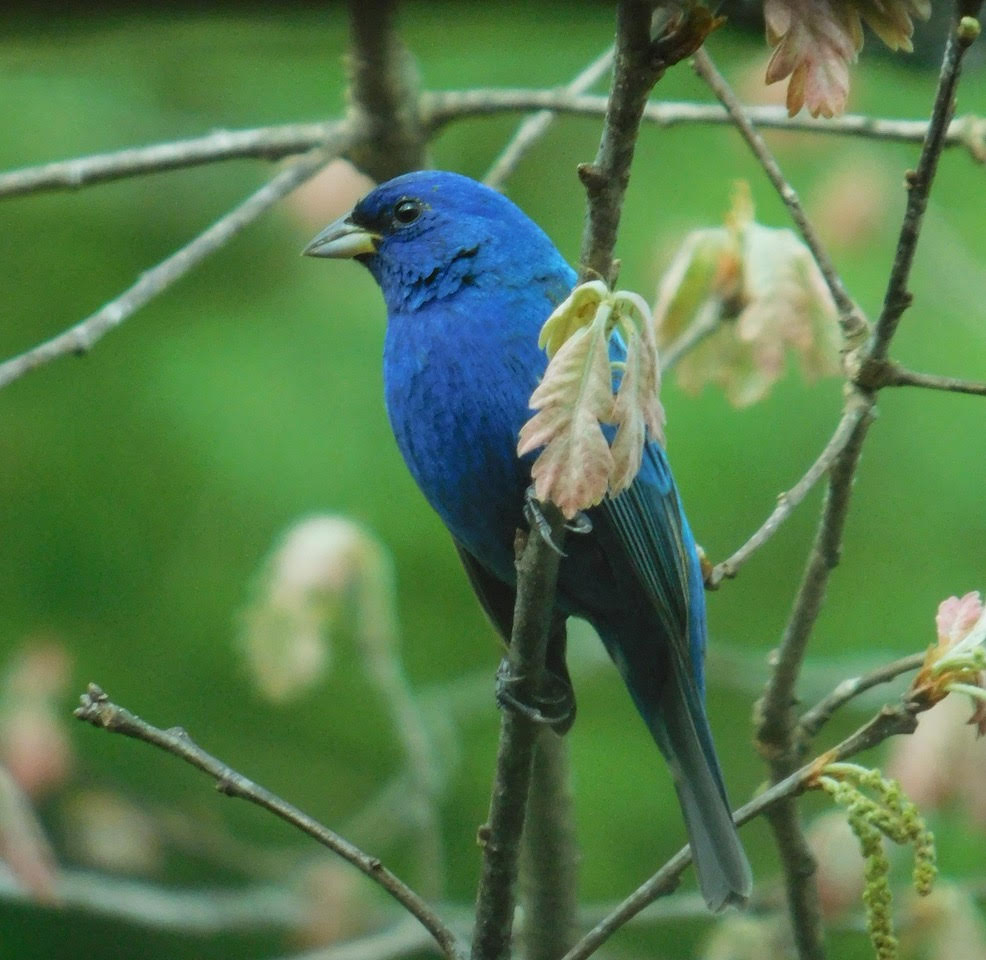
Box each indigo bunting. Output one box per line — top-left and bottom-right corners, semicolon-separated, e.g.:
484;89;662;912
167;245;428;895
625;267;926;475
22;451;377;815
305;171;751;909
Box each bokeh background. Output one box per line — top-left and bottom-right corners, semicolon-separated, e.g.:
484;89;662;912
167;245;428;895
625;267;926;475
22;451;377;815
1;3;985;958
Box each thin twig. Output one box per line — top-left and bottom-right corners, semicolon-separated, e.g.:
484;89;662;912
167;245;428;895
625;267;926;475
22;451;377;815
882;365;986;397
0;123;340;200
470;513;567;960
484;48;614;190
658;297;724;374
577;2;678;285
708;399;869;587
0;139;349;392
0;861;302;933
3;99;980;204
425;92;986;163
73;684;465;960
797;653;925;746
561;688;924;960
692;47;868;347
868;10;983;362
881;364;986;397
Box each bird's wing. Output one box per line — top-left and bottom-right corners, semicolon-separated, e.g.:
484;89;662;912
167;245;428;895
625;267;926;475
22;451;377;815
597;441;697;679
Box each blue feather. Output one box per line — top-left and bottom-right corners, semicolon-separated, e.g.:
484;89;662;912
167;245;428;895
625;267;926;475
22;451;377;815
307;170;751;909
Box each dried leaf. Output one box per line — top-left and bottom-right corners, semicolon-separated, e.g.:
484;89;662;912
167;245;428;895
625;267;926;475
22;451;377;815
656;184;840;407
764;0;930;117
520;283;666;518
519;321;616;518
609;292;666;491
239;516;393;702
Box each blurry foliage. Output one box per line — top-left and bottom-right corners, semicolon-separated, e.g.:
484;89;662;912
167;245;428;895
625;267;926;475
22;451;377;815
1;3;985;959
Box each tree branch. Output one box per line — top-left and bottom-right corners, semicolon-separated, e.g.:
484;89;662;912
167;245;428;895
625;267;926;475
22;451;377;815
0;138;350;392
691;48;868;348
519;731;579;960
868;9;983;362
2;99;980;204
426;93;986;164
577;2;684;285
0;123;341;200
561;683;926;960
470;513;567;960
796;652;925;747
345;0;426;182
73;684;465;960
708;399;870;588
882;365;986;397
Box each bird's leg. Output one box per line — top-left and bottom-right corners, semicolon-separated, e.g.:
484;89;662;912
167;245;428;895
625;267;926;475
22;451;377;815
495;659;576;734
523;486;591;555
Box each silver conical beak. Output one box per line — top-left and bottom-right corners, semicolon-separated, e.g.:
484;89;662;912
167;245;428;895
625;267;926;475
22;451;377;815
302;215;380;259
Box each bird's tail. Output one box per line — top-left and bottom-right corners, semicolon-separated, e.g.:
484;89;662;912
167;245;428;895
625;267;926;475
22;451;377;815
649;671;752;911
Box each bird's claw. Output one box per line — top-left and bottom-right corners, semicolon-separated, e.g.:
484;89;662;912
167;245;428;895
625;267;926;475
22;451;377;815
495;658;576;734
565;512;592;535
523;488;591;555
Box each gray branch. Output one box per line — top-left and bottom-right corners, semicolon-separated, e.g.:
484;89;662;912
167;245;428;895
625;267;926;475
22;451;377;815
73;684;466;960
0;136;352;391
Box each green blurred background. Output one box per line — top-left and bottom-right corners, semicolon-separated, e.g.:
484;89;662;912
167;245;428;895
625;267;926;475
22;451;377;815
1;3;984;958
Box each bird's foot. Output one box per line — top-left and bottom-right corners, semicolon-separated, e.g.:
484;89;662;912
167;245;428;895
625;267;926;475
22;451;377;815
523;487;591;556
495;657;576;734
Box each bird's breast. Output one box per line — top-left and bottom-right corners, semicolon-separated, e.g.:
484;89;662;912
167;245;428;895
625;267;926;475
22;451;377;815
382;297;547;584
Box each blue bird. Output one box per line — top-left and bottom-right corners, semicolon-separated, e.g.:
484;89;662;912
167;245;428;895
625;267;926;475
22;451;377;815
305;170;751;910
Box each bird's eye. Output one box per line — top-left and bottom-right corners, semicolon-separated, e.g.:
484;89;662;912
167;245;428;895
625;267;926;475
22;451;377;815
393;199;422;225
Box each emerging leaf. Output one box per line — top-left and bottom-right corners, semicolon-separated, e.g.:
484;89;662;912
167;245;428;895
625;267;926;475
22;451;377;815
655;183;840;408
764;0;931;117
519;285;666;518
519;321;616;518
239;516;396;702
913;590;986;733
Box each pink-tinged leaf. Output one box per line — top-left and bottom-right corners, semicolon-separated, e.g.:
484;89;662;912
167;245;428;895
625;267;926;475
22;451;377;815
519;322;616;519
0;764;58;903
239;516;392;703
610;292;666;492
764;0;931;117
936;592;984;648
765;0;856;117
658;185;840;407
653;228;741;343
857;0;931;52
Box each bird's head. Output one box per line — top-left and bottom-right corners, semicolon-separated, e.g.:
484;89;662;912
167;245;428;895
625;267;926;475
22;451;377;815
303;170;572;312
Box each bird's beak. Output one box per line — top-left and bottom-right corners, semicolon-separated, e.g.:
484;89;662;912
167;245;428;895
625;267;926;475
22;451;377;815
302;215;380;259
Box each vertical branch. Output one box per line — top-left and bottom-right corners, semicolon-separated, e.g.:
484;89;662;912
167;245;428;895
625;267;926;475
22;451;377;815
471;7;711;960
471;515;567;960
577;2;663;284
520;731;579;960
346;0;427;181
867;7;982;362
